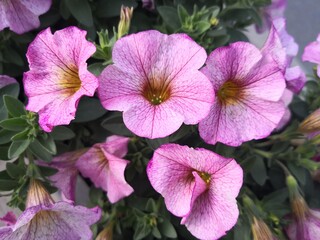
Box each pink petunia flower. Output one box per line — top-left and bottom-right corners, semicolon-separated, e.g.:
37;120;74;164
0;212;17;226
147;144;243;240
98;30;214;139
0;179;101;240
287;209;320;240
0;0;52;34
23;27;98;132
262;18;306;94
76;136;134;203
276;89;293;130
270;18;298;66
303;34;320;77
285;66;306;94
38;149;88;202
286;175;320;240
199;40;286;146
256;0;287;34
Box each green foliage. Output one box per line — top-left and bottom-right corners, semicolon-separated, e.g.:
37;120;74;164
1;0;320;239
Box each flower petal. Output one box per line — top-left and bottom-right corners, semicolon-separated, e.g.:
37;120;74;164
123;101;184;139
76;141;133;203
0;0;51;34
200;98;285;146
105;135;130;158
24;27;98;132
0;75;17;89
98;30;211;138
285;66;306;94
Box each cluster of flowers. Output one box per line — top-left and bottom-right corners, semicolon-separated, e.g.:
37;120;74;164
1;0;320;239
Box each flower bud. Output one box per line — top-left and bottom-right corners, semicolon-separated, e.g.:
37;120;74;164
251;217;274;240
286;175;309;220
96;222;114;240
26;179;54;208
299;109;320;134
117;6;133;39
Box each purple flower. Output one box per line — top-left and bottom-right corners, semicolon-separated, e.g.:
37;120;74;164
39;149;88;201
142;0;155;11
303;34;320;77
256;0;287;33
0;212;17;226
147;144;243;239
0;0;52;34
23;27;98;132
0;180;101;240
98;30;214;139
0;75;17;89
271;18;298;65
286;209;320;240
276;89;293;130
286;175;320;240
199;41;286;146
285;66;306;94
262;18;306;93
76;136;134;203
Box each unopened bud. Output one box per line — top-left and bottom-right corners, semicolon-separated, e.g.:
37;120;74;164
286;175;309;220
117;6;133;39
96;222;114;240
26;179;54;208
299;109;320;134
210;17;219;26
251;217;274;240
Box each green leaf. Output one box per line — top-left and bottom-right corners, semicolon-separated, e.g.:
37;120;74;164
134;221;151;240
2;47;24;66
8;140;30;159
37;165;58;177
288;162;307;186
0;170;18;191
0;84;20;121
233;219;251;240
0;129;16;144
0;118;28;131
3;95;26;117
194;21;211;34
146;137;170;150
11;129;30;141
262;188;288;209
290;97;309;120
177;4;189;24
51;126;75;140
37;134;56;154
6;162;25;179
0;83;19;100
250;156;268;186
158;219;177;238
88;63;105;76
29;139;52;162
0;146;9;160
152;227;162;239
65;0;93;26
101;112;133;136
157;6;181;31
74;97;107;122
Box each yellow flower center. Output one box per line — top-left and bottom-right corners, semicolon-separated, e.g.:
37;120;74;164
217;81;242;105
142;78;171;105
59;65;81;95
198;171;211;185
